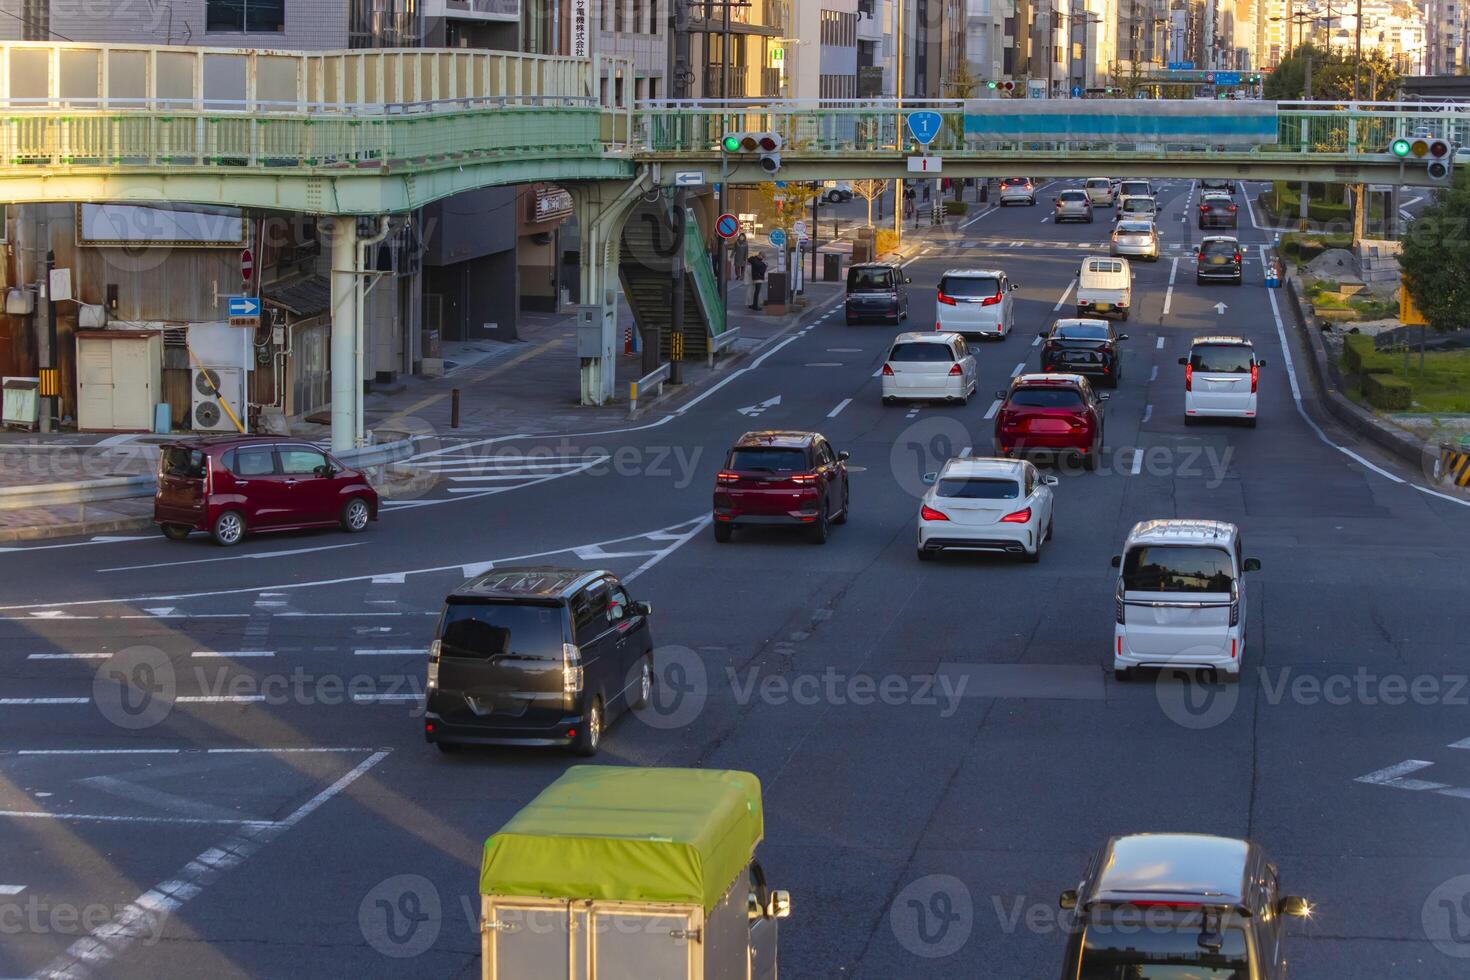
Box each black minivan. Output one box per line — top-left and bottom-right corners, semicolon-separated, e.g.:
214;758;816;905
424;567;654;757
845;263;911;325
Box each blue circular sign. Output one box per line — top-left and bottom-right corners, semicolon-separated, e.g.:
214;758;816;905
768;229;787;248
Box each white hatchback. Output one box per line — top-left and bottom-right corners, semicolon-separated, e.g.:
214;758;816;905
917;457;1057;562
1084;177;1116;207
936;269;1018;338
1181;336;1266;426
881;332;977;405
1111;519;1261;680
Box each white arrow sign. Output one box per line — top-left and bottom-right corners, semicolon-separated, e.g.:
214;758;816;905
738;396;782;417
1214;302;1229;314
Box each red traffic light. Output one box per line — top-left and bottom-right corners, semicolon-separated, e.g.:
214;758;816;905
758;135;780;152
1003;81;1015;91
1429;139;1450;158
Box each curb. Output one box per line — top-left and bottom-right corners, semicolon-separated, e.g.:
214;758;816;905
0;513;153;544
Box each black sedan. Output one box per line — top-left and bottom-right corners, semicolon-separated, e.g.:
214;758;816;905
1196;236;1244;285
1198;193;1238;229
1038;318;1129;388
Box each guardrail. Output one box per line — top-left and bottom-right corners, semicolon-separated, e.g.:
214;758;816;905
707;326;742;368
629;363;672;414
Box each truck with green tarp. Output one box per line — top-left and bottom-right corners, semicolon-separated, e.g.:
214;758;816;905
479;766;790;980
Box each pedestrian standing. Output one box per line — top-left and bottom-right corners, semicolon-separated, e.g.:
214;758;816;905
747;253;767;310
732;233;748;281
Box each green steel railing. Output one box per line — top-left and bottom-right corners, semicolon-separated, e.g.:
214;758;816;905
683;206;726;337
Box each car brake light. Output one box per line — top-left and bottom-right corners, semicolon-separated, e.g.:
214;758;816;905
563;642;584;695
204;457;213;496
1000;507;1031;524
882;363;895;376
790;473;818;483
427;639;441;689
1234;252;1242;263
1199;204;1209;212
1185;363;1193;391
921;504;949;522
981;293;1002;306
717;470;740;484
1250;363;1259;393
948;363;963;376
1229;205;1238;212
1115;582;1125;624
937;291;957;305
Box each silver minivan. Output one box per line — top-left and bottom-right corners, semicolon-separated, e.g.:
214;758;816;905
936;268;1019;338
1111;519;1260;680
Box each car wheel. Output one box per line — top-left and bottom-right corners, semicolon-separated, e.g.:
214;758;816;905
630;656;653;710
832;485;850;525
1046;514;1054;541
882;396;898;406
572;697;603;757
1022;536;1041;563
810;505;830;544
713;522;733;543
957;390;969;406
340;497;370;533
1113;667;1133;682
211;510;245;547
161;524;191;541
917;547;933;562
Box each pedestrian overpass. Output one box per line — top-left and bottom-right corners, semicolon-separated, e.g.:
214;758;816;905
0;41;1462;447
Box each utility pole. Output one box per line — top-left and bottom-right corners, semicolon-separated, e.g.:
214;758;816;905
716;0;732;315
1352;0;1362;102
663;0;693;381
894;0;904;248
42;248;56;433
1300;48;1312;232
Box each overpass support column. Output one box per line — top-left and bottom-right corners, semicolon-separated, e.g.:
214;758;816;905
328;217;359;454
570;175;652;406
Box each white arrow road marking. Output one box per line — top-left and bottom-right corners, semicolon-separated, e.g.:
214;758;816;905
738;395;782;416
370;573;406;584
0;885;25;895
1215;302;1228;314
1356;760;1449;791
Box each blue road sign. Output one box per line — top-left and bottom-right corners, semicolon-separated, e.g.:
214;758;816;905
1071;85;1083;98
227;296;260;318
774;181;787;189
907;111;943;146
1167;61;1196;71
768;229;787;249
1214;71;1242;86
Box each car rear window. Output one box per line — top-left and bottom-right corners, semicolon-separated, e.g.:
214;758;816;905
940;275;1000;297
1204;195;1233;206
937;478;1019;500
1060;190;1088;201
1117;221;1153;233
1085;260;1125;274
1190;344;1254;372
161;447;205;479
889;342;955;363
1122;545;1235;592
727;447;809;472
1078;919;1249;979
1086;178;1111;188
439;602;566;661
1201;240;1239;257
1008;387;1084;408
1120;182;1150;195
1056;322;1109;340
1122;199;1152;211
1002;177;1029;186
848;267;894;292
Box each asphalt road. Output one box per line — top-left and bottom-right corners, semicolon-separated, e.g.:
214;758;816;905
3;180;1470;980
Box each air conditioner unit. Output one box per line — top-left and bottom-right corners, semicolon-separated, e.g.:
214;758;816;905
191;366;245;433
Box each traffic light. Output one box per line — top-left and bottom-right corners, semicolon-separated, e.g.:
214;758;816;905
986;81;997;90
721;132;782;174
1427;138;1453;181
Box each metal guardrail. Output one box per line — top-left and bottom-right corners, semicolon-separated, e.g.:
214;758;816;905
707;326;742;368
629;363;672;414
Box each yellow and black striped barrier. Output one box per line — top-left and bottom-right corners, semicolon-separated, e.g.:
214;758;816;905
1442;444;1470;488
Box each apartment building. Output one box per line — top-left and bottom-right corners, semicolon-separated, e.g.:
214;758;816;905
687;0;788;97
792;0;861;99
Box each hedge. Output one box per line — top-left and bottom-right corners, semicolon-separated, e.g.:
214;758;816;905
943;200;970;216
1340;334;1378;373
1363;372;1412;410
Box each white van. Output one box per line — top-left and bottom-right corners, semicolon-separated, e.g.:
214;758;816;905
1076;256;1132;320
1181;336;1266;426
1111;520;1261;680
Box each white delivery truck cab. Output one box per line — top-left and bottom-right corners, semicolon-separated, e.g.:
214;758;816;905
480;766;790;980
1076;256;1133;320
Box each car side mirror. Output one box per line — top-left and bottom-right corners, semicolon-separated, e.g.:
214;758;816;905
1243;558;1262;573
767;890;792;919
1043;475;1059;486
631;600;653;617
1011;283;1020;291
1098;392;1111;401
1110;555;1122;567
1277;896;1310;918
1038;329;1049;338
837;450;851;461
905;277;913;284
1256;358;1268;367
1059;889;1078;910
995;390;1008;400
314;464;336;478
921;472;938;486
1118;334;1130;341
1178;356;1189;365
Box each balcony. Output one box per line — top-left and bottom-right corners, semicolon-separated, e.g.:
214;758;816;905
704;65;748;98
424;0;521;22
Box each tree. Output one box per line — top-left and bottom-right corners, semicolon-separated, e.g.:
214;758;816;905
1400;172;1470;333
853;179;887;227
1263;44;1401;101
754;182;820;267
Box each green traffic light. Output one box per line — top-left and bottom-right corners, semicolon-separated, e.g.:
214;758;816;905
1392;138;1411;157
987;81;997;89
722;135;742;153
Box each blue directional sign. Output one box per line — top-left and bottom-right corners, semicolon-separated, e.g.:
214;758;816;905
1214;71;1242;86
1071;85;1083;98
1167;61;1196;71
227;296;260;318
768;228;787;249
906;111;944;146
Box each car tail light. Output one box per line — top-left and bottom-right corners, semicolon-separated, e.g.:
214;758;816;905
1185;363;1193;391
1000;507;1031;524
1069;415;1090;430
1250;363;1259;393
948;363;963;376
427;639;441;690
717;470;740;484
1115;581;1125;624
1228;205;1238;212
937;291;957;306
882;363;895;376
1199;204;1209;212
790;473;818;483
1234;251;1242;263
1230;582;1240;627
981;293;1003;306
562;642;584;695
921;504;949;522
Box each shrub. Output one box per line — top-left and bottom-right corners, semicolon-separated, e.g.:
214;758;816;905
944;200;970;216
875;228;899;257
1341;334;1377;373
1364;372;1412;410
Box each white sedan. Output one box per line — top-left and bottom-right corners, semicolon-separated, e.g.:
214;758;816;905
917;457;1057;562
881;332;977;405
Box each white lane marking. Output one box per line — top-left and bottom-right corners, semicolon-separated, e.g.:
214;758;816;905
1156;337;1165;350
99;543;364;575
1053;279;1077;312
191;651;274;659
18;749;181;755
872;368;884;377
960;207;998;230
827;398;853;418
0;536;153;556
984;399;1003;420
15;747;373;755
419;458;604;471
0;810;275;826
1168;256;1179;285
371;573;406;584
1040;215;1051;224
351;693;422;703
0;698;90;705
959;446;972;457
1149;366;1159;382
353;648;423;657
1010;362;1027;378
623;517;711;585
676;331;806;415
1449;736;1470;750
448;474;581;483
1163;286;1174;315
1130;450;1144;475
176;696;268;703
1032;336;1041;347
0;885;25;895
1142;404;1153;423
35;750;389;980
26;653;109;660
1355;760;1448;791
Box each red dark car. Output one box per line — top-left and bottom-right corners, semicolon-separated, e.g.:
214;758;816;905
713;431;850;544
993;373;1109;471
154;437;379;546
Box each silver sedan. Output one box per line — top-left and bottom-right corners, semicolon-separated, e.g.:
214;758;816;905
1111;219;1160;262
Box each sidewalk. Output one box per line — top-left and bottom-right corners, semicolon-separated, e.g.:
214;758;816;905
0;236;926;541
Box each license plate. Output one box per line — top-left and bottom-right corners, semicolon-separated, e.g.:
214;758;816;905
1027;419;1070;433
1095;303;1111;311
1209;255;1228;265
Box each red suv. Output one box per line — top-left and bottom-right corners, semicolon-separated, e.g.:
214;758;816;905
713;431;850;544
154;437;379;546
993;374;1109;471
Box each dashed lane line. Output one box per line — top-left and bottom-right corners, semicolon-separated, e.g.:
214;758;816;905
1053;279;1077;312
984;399;1003;420
827;397;853;418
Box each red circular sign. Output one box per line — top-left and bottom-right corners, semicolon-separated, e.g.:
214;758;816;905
716;213;740;239
240;248;255;282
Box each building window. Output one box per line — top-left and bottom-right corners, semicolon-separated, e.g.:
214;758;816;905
207;0;285;33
